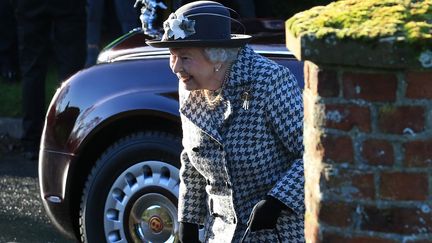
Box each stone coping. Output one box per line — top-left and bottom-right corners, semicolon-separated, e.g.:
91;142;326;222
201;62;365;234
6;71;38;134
284;0;432;70
286;30;432;70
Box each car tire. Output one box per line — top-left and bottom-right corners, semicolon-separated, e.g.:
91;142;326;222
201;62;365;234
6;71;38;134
79;131;182;243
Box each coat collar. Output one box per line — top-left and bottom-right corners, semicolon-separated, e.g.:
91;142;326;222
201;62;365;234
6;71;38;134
180;90;224;144
225;45;256;89
179;45;257;144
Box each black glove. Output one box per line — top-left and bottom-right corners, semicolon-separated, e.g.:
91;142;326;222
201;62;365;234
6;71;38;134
247;196;288;232
178;222;200;243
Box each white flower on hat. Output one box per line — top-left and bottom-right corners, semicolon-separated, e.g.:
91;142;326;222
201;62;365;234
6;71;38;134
163;13;195;40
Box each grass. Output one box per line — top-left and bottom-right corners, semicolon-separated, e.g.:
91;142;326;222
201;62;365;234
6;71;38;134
0;65;58;118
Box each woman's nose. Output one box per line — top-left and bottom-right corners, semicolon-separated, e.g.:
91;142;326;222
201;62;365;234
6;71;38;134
170;56;182;73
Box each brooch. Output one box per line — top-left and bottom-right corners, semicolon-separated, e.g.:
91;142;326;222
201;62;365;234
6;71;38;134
241;89;251;110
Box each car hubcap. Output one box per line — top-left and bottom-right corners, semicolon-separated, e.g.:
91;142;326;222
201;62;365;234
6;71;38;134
129;193;177;242
104;161;180;243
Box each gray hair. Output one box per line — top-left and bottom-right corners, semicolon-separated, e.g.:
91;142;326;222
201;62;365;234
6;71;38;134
204;47;239;63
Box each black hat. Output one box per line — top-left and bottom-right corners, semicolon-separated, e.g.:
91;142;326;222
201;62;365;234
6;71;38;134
146;1;252;48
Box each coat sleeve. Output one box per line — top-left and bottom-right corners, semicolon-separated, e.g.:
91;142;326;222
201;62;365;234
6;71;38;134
265;66;305;214
178;149;208;225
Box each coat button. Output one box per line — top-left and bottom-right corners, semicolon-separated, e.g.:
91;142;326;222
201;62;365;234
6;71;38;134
225;181;232;189
192;147;200;152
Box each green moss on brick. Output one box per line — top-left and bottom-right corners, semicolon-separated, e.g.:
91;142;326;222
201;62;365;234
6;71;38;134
286;0;432;44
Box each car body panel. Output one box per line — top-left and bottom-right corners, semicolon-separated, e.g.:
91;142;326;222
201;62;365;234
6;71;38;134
43;58;178;152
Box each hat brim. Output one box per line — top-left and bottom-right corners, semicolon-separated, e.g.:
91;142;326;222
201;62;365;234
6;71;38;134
146;34;252;48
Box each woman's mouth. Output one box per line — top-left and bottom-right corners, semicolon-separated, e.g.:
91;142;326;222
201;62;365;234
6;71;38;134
178;75;191;83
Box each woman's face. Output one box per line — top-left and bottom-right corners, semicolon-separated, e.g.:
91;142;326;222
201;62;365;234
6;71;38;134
169;47;219;91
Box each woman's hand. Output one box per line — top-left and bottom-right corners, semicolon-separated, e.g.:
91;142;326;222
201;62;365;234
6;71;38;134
247;196;289;232
178;222;200;243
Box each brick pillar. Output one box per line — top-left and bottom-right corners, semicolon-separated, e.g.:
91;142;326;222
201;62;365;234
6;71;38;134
302;63;432;242
285;1;432;242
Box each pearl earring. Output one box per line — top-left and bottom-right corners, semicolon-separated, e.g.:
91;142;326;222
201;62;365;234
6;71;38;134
214;64;221;72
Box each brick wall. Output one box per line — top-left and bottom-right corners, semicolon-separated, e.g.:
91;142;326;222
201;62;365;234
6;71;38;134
303;61;432;242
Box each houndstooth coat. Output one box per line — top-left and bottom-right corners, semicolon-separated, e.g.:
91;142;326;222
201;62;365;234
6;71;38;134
178;45;304;242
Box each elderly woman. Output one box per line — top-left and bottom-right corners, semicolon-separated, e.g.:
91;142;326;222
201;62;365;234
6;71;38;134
147;1;304;242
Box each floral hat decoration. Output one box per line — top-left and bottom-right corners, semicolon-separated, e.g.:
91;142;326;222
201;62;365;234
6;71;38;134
146;0;252;48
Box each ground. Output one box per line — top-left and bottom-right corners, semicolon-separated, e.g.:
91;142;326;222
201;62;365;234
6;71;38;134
0;132;73;242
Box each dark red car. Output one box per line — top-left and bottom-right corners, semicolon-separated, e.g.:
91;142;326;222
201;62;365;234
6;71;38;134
38;27;304;242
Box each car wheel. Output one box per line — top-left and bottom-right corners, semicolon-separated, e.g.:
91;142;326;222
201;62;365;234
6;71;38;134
79;131;182;243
